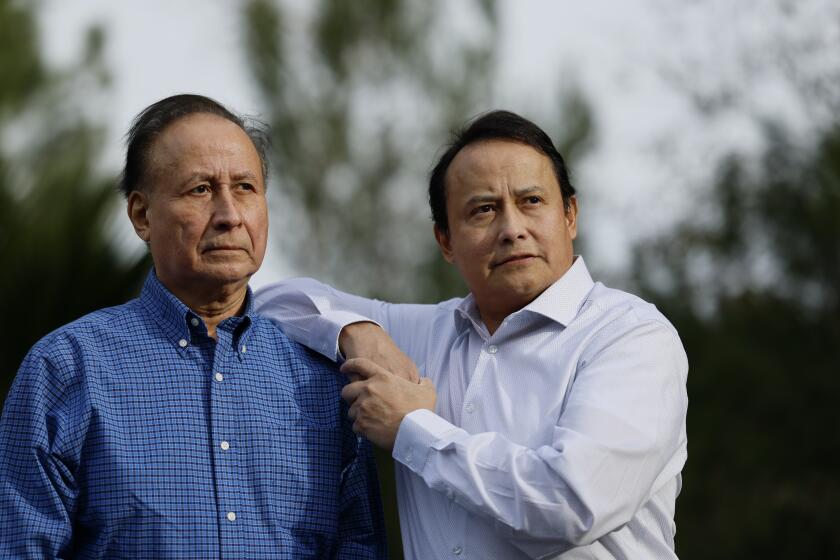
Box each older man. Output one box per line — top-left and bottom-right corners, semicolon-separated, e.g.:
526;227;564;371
0;95;385;558
256;111;689;559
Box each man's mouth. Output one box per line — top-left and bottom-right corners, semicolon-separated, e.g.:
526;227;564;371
492;254;537;268
203;246;245;252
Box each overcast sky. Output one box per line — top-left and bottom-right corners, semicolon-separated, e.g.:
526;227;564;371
38;0;839;288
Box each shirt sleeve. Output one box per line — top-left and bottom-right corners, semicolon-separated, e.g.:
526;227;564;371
0;346;84;559
335;403;388;559
392;321;688;557
254;278;438;364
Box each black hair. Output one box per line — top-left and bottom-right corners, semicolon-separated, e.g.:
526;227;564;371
119;94;270;197
429;110;576;236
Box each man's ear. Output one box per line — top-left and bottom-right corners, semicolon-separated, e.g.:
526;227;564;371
434;224;455;264
565;196;578;241
127;190;152;243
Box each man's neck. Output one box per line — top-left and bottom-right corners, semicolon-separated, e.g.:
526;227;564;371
479;309;510;336
163;277;250;339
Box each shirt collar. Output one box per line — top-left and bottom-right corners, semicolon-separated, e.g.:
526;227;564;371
139;269;255;348
454;256;595;332
520;256;594;326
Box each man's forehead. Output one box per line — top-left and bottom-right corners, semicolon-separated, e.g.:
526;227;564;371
446;140;555;192
152;114;253;153
147;114;262;175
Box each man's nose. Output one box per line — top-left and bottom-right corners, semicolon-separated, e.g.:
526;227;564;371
497;208;528;242
212;188;243;229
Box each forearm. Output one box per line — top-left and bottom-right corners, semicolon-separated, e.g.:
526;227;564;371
254;278;438;363
255;278;380;360
394;409;681;556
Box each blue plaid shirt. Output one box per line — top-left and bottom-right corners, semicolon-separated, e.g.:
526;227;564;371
0;271;386;559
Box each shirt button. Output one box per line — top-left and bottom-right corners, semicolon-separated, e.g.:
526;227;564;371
220;441;230;451
214;372;224;382
404;449;412;464
487;345;498;354
452;545;463;555
241;345;247;353
226;511;236;522
190;317;200;327
465;403;475;414
178;339;188;348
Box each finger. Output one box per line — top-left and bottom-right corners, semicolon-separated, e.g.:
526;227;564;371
341;380;367;403
419;377;435;388
340;357;391;380
347;397;361;421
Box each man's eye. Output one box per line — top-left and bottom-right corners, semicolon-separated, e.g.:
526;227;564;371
475;205;494;214
238;183;256;192
525;196;541;204
191;185;210;194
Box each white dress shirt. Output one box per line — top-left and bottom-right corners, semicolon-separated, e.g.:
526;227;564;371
255;257;688;559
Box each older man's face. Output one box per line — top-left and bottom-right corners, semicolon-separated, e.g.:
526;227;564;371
435;139;577;327
129;113;268;295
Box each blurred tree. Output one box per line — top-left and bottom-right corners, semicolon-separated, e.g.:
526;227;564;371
0;0;148;403
241;0;503;303
632;123;840;558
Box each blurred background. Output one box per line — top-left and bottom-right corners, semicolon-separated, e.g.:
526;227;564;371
1;0;838;557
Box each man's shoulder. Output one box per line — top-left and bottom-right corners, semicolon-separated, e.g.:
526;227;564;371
584;282;679;337
13;300;142;392
249;316;343;379
28;300;141;360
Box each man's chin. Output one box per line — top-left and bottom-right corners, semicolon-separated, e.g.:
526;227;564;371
492;276;552;303
196;262;258;286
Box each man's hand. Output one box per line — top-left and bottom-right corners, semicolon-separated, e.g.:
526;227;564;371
339;322;420;382
340;358;437;450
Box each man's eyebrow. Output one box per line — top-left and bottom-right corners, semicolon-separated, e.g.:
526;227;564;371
465;193;500;206
513;185;546;197
231;171;259;182
465;186;545;205
180;171;260;183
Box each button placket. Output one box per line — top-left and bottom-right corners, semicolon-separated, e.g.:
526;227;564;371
211;329;244;542
461;332;495;427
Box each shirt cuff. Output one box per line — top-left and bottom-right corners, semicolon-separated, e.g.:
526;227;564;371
319;311;383;362
393;408;462;474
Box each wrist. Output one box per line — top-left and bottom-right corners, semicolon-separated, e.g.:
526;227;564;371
338;321;379;358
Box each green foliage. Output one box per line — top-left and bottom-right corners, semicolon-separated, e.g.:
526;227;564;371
633;125;840;559
0;0;44;115
0;0;148;402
